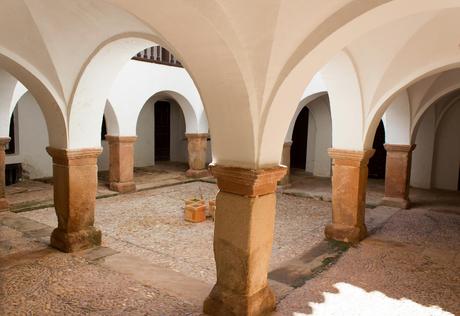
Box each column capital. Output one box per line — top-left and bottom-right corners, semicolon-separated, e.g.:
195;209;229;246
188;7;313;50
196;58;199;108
328;148;375;167
185;133;209;139
46;147;102;166
384;143;416;153
105;135;137;144
210;164;286;197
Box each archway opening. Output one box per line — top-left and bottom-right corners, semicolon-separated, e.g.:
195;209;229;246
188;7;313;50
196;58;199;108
368;120;386;179
290;106;309;171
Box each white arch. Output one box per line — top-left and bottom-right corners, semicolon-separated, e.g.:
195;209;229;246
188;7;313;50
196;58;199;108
0;50;67;147
68;34;159;149
107;60;207;137
285;72;327;142
382;90;411;145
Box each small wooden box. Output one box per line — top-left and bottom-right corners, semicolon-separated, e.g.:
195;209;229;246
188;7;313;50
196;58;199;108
184;203;206;223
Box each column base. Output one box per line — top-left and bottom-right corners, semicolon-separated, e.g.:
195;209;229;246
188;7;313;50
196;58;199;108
186;168;210;178
381;196;410;209
50;227;101;253
325;223;367;244
0;198;9;212
109;181;136;193
203;284;275;316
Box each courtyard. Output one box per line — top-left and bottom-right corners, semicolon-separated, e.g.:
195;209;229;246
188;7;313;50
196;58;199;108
1;173;459;315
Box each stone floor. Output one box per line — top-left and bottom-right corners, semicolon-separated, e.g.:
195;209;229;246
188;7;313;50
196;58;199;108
20;182;334;283
5;162;196;213
1;170;459;315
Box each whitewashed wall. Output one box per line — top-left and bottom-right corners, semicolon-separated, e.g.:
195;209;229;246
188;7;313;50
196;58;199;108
170;101;188;163
410;107;436;189
410;103;460;191
432;104;460;190
5;92;52;179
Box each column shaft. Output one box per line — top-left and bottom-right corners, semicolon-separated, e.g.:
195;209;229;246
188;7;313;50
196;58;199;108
185;133;209;178
325;148;375;243
382;144;416;209
47;147;102;252
106;135;137;193
203;165;286;316
0;137;10;211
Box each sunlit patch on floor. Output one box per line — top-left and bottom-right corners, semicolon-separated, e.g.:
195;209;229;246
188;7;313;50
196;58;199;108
293;282;453;316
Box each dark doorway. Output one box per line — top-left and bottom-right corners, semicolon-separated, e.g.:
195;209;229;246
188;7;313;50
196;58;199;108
290;107;309;170
368;120;386;179
154;101;171;161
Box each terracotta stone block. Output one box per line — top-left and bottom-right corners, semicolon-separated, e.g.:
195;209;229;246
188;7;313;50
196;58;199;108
203;165;286;316
184;203;206;223
186;133;209;178
46;147;102;252
0;137;10;212
106;135;137;193
382;144;416;209
279;141;292;186
325;148;375;244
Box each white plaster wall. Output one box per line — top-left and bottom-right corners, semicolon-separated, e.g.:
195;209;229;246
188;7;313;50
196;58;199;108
305;114;316;174
432;104;460;191
310;97;332;177
98;141;110;172
5;93;52;179
410;107;436;189
108;61;207;136
134;100;155;167
170;101;188;163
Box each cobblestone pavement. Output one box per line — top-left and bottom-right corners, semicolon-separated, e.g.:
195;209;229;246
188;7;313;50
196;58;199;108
0;226;201;315
8;179;460;315
275;205;460;316
22;181;332;283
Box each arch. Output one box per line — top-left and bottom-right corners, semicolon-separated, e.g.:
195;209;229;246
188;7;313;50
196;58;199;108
260;1;460;166
285;72;327;142
412;81;460;138
0;50;67;147
67;33;162;149
107;59;206;137
363;61;460;150
435;94;460;131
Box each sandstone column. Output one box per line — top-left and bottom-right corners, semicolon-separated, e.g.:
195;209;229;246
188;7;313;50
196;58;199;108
203;164;286;316
0;137;10;212
106;135;137;193
382;144;416;209
325;148;375;243
46;147;102;252
185;133;209;178
279;141;292;186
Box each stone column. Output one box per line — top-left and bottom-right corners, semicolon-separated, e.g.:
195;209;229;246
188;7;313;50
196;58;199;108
106;135;137;193
46;147;102;252
325;148;375;243
382;144;416;209
185;133;209;178
203;164;286;316
279;141;292;186
0;137;10;212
